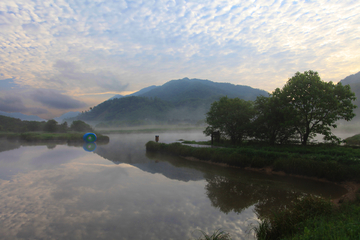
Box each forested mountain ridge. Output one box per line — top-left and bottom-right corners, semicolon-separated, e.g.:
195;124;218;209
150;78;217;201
138;78;267;102
0;111;46;122
77;78;268;126
78;96;173;125
339;71;360;121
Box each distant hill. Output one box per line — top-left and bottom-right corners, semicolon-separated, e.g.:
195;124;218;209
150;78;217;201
129;85;158;97
108;85;158;100
0;111;46;122
77;78;268;126
54;111;80;123
340;72;360;85
339;71;360;121
108;94;123;100
140;78;266;102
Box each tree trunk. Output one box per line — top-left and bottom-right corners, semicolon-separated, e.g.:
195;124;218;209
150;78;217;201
302;132;309;145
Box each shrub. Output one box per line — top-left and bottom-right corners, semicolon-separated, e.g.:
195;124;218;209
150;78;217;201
254;196;334;240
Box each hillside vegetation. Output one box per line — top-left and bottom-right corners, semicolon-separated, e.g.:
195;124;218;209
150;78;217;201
76;78;268;127
339;71;360;122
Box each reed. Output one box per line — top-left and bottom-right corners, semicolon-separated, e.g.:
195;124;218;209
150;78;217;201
195;229;232;240
253;196;334;240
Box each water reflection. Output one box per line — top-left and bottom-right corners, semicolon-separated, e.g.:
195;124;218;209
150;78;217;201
146;152;347;217
0;133;349;240
83;142;97;152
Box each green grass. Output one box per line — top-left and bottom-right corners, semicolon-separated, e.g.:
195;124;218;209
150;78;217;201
181;140;211;145
97;126;203;134
253;196;334;240
145;141;360;182
253;193;360;240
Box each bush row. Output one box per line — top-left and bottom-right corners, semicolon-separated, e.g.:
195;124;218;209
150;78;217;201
145;141;360;182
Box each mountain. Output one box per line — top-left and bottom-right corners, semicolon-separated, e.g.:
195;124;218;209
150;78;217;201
77;78;268;126
78;96;172;125
0;111;46;121
54;111;80;122
340;72;360;85
108;85;158;100
139;78;266;102
339;71;360;121
129;85;158;96
108;94;123;100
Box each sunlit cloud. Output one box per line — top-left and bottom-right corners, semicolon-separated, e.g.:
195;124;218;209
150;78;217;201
0;0;359;117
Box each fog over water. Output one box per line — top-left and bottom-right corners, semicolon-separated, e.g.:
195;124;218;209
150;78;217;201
0;131;347;240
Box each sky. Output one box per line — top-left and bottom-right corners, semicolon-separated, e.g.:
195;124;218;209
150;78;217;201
0;0;360;119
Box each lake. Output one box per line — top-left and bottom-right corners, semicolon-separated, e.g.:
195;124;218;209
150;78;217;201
0;131;347;240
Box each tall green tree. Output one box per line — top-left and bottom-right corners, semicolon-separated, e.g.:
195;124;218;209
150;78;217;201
44;119;58;132
274;70;356;145
253;94;296;145
204;96;255;144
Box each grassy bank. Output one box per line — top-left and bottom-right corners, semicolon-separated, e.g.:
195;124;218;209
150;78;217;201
2;132;109;142
96;125;204;134
146;141;360;239
253;194;360;240
145;141;360;182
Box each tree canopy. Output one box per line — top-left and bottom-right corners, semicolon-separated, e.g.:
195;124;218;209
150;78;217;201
204;70;357;145
253;94;296;145
274;70;356;145
204;96;255;144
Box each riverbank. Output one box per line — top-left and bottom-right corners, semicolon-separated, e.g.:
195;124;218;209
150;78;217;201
183;155;360;205
253;194;360;240
1;132;109;143
146;141;360;182
146;141;360;239
96;125;204;134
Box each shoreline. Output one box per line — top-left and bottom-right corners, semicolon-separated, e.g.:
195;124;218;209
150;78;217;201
2;132;109;142
182;156;360;205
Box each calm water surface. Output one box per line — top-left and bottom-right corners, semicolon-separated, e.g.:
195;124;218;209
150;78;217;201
0;132;347;240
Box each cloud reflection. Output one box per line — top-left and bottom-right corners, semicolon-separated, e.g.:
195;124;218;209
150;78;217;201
0;153;257;240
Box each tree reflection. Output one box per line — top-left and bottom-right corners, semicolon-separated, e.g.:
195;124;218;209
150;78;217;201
204;172;307;218
146;152;345;219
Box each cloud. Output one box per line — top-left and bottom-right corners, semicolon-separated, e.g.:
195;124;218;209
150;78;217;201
30;89;87;109
50;60;129;93
0;95;27;112
27;107;49;115
0;149;258;239
0;0;359;99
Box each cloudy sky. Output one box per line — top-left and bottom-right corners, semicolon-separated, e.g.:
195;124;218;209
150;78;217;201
1;0;360;119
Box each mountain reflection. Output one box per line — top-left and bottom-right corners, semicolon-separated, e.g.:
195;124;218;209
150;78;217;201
0;134;349;240
0;137;347;221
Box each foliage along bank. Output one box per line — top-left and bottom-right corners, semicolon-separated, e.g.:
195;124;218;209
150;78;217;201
145;141;360;182
0;115;109;142
4;132;109;142
204;70;357;145
253;194;360;240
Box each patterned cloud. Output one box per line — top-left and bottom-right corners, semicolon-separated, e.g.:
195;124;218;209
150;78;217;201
0;0;360;117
